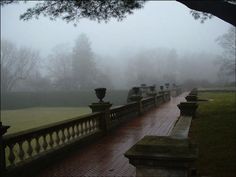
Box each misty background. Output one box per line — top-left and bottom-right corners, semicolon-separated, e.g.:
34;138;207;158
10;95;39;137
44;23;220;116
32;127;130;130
1;1;235;96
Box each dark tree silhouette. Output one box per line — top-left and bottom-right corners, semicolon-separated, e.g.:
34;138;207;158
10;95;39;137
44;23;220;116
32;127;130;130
1;0;235;26
178;1;236;26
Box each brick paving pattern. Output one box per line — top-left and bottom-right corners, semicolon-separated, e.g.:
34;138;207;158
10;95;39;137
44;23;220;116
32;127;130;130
36;93;187;177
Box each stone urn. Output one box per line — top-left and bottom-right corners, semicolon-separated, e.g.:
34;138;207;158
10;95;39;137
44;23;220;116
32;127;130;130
133;87;140;95
150;85;155;93
160;86;164;91
95;88;106;102
0;121;10;136
165;83;170;89
185;95;198;102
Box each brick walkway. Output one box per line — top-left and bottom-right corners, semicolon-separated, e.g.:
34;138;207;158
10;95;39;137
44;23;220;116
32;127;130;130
36;93;187;177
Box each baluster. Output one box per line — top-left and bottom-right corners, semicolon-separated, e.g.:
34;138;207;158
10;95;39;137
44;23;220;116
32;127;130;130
66;127;71;141
81;122;85;135
91;119;94;132
88;120;91;133
61;129;66;143
55;131;60;145
91;119;95;131
75;124;79;138
18;141;25;161
42;135;48;151
35;137;41;154
49;133;54;148
8;143;16;165
76;123;80;137
27;139;33;157
79;123;83;136
82;122;85;136
71;125;75;139
86;120;90;134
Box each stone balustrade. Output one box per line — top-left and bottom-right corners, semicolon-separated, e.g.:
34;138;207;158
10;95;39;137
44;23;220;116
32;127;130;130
0;86;174;177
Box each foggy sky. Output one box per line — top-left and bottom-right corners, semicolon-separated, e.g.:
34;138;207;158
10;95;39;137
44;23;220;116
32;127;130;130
1;1;232;62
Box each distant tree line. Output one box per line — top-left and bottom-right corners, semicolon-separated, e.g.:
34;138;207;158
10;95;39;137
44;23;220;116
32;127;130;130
1;28;235;93
1;34;112;92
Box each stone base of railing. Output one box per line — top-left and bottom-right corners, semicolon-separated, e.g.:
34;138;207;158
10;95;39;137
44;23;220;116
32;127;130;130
125;136;198;177
89;102;112;113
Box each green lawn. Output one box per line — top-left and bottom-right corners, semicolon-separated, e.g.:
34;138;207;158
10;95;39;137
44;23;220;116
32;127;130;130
191;92;236;177
1;107;91;134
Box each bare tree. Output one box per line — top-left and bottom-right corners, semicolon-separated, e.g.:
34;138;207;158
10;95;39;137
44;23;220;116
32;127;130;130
47;44;75;91
216;27;236;84
1;39;39;92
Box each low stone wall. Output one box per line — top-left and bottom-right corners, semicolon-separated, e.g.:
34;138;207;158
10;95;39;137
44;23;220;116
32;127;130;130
125;89;198;177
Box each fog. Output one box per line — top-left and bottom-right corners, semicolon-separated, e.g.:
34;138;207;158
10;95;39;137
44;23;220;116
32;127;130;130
1;1;234;92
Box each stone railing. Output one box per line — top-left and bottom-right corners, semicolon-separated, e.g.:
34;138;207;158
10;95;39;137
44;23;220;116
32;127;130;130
110;102;138;128
2;112;104;176
125;89;198;177
0;87;174;177
141;97;156;112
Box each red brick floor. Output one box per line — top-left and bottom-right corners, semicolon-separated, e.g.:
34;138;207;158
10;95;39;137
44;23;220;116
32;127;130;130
36;93;187;177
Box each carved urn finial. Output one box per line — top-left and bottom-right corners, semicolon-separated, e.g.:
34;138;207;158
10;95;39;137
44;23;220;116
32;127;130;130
160;85;164;91
133;87;140;95
150;85;155;92
95;88;106;103
165;83;170;89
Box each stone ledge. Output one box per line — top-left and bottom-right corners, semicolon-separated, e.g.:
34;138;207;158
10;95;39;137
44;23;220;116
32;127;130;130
125;136;198;168
170;116;192;138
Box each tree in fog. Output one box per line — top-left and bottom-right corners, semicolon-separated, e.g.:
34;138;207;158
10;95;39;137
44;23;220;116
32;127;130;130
16;69;52;92
125;48;180;87
1;1;235;26
178;52;219;84
1;39;39;92
216;27;236;84
72;34;98;89
126;49;167;87
47;34;112;90
162;49;178;83
48;44;75;91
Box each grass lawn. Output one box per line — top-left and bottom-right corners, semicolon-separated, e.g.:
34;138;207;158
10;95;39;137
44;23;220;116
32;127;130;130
190;92;236;177
1;107;91;134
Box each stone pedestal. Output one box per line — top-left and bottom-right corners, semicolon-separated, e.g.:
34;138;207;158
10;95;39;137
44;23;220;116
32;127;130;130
130;95;143;115
185;95;198;102
189;89;198;96
177;102;198;118
89;102;112;113
125;136;198;177
89;102;112;132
